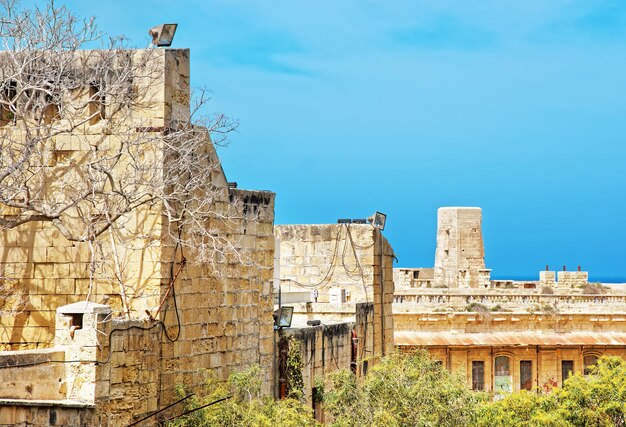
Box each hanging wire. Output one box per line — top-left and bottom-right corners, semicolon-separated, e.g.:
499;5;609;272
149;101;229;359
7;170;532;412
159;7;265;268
281;223;345;289
0;321;164;369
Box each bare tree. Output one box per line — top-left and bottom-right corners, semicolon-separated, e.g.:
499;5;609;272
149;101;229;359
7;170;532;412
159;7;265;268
0;0;244;314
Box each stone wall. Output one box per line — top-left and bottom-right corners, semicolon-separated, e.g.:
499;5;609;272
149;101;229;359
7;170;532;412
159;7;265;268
393;289;626;313
540;271;556;286
0;48;277;425
275;224;394;357
157;188;276;406
95;319;162;426
0;49;191;349
276;224;376;303
279;302;375;423
0;349;66;400
415;346;626;393
279;324;352;401
393;268;435;289
557;271;589;288
0;403;95;427
433;207;488;288
394;312;626;334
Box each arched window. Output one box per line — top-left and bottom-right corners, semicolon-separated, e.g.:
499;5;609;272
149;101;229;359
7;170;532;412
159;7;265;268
495;356;510;376
584;354;599;375
494;355;512;392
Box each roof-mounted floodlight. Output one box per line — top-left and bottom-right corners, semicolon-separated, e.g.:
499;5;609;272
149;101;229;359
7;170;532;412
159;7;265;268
368;211;387;230
273;306;294;328
148;24;178;47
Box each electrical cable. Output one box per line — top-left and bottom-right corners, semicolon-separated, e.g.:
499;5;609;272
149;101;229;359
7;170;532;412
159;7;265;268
281;223;345;289
160;221;185;343
344;224;370;301
162;395;232;423
0;321;164;369
126;392;195;427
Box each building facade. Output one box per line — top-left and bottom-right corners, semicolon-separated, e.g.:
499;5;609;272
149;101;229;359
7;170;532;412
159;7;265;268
393;207;626;394
0;49;276;426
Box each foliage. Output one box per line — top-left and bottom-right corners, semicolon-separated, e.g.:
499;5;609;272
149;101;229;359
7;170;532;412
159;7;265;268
0;0;242;308
541;303;559;315
167;365;319;427
286;337;305;400
474;390;565;427
166;354;626;427
466;302;490;313
476;356;626;427
581;283;608;295
556;356;626;426
323;350;485;427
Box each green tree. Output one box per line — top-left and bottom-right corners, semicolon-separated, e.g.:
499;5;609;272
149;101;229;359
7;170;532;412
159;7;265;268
169;354;626;427
476;356;626;427
323;350;485;427
556;356;626;426
286;337;306;400
474;390;568;427
167;365;319;427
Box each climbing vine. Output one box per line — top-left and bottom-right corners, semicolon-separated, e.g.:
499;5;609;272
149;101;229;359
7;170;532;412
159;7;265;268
286;337;305;400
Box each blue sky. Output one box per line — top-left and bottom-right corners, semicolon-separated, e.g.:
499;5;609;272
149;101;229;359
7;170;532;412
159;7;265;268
58;1;625;280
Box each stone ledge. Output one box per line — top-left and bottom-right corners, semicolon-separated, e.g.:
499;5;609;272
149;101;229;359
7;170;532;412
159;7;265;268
0;399;95;409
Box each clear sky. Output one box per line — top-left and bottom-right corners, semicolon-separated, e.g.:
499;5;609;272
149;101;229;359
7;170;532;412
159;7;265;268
56;1;625;280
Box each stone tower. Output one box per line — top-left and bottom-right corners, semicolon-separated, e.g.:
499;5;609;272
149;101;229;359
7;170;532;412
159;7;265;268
434;207;491;288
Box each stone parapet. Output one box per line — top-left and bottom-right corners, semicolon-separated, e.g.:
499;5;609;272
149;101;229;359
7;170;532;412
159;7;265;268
557;271;589;288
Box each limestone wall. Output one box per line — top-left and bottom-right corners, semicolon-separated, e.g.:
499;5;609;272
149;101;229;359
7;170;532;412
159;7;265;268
393;268;435;289
433;207;488;288
0;403;95;427
279;302;375;423
157;188;276;406
0;49;191;349
275;224;395;357
373;229;395;355
417;346;626;393
0;349;66;400
276;224;377;302
95;319;161;426
279;323;352;403
540;271;556;286
394;312;626;334
0;47;277;425
557;271;589;288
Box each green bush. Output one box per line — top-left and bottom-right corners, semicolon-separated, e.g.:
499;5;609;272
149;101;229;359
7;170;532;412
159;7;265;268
324;350;485;427
476;356;626;427
167;354;626;427
167;365;318;427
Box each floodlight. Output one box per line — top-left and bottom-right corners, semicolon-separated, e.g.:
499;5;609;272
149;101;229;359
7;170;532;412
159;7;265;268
273;306;294;328
368;211;387;230
148;24;178;47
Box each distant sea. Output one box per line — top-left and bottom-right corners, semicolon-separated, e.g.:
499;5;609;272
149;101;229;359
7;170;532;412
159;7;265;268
492;275;626;284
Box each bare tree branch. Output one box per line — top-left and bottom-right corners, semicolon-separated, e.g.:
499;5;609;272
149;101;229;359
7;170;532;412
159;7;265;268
0;0;247;312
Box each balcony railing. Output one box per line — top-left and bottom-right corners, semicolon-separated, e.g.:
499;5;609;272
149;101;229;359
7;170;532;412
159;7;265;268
393;291;626;311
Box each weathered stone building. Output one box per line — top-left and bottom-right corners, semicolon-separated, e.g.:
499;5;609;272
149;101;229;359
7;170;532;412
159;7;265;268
393;207;626;394
434;207;491;289
273;223;395;422
276;302;376;424
275;224;395;357
0;49;276;426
